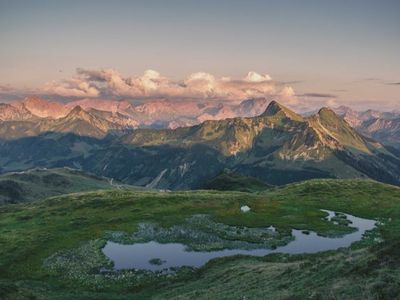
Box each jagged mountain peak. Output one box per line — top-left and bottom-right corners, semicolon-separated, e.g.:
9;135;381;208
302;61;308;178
23;95;48;105
65;105;93;120
63;105;104;124
334;105;354;113
0;102;37;121
261;100;284;115
68;105;85;114
308;106;375;154
316;107;354;128
316;107;360;132
48;105;120;137
20;96;68;118
317;107;339;118
261;100;303;121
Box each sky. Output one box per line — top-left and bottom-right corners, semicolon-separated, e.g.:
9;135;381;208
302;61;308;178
0;0;399;111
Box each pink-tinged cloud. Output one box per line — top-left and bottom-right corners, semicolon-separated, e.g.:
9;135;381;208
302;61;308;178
44;77;100;98
42;68;298;104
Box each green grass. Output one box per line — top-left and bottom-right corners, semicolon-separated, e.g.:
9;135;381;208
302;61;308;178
0;178;399;299
0;168;127;204
204;170;272;192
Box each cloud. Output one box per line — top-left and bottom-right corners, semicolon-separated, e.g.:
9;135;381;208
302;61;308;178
359;78;400;86
244;71;272;82
363;78;381;81
290;92;339;112
298;93;337;98
0;85;35;102
44;76;100;97
42;68;298;104
0;85;14;92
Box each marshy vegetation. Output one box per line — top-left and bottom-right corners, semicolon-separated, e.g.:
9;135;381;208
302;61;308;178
0;179;399;299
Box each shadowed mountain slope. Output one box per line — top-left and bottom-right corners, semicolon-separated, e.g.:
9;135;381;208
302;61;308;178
0;101;399;188
0;168;125;204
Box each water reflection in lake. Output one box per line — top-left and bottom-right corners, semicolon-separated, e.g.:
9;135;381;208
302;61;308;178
102;210;376;271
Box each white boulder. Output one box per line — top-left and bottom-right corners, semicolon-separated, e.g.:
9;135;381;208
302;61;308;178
240;205;251;213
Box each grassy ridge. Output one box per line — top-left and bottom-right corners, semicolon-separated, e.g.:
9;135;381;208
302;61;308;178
0;179;399;299
0;168;123;204
204;171;272;192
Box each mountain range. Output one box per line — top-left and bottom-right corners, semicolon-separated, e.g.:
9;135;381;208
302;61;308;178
1;97;399;149
0;98;399;189
333;105;400;149
0;96;271;130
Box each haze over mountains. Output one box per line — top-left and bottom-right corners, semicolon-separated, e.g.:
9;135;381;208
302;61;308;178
0;97;399;189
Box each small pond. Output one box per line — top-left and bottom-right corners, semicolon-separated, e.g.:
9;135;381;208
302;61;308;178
102;210;376;271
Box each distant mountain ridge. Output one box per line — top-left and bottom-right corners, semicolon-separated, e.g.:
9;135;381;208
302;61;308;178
332;106;400;149
2;97;398;150
0;100;399;189
0;105;136;139
12;96;69;118
0;102;39;122
2;96;271;130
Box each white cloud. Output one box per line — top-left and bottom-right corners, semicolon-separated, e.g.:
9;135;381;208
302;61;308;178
44;77;100;97
244;71;272;82
42;68;298;105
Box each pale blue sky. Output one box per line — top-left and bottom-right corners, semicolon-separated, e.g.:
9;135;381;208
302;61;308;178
0;0;399;109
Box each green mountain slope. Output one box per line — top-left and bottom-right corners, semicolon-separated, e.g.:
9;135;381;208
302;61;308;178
0;101;399;188
0;168;123;204
122;101;400;186
204;170;272;192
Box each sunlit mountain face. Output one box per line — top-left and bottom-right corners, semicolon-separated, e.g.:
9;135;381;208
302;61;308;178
1;95;399;148
1;95;273;129
0;99;399;189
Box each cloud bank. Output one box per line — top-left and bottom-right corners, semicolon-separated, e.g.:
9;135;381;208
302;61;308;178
299;93;337;98
7;68;392;111
43;68;298;104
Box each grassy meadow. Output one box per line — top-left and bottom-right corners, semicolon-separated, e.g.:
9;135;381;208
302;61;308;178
0;179;399;299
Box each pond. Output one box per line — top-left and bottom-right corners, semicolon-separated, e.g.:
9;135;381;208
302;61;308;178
102;210;376;271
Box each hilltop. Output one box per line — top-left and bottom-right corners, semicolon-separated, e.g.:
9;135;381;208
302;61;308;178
0;168;128;204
